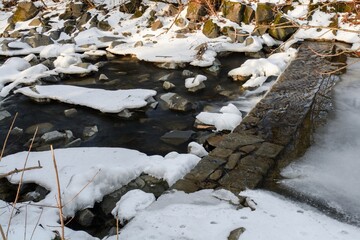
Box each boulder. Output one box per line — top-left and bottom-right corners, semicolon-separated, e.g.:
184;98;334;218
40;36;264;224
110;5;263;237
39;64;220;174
255;3;275;25
12;1;39;23
221;1;245;24
268;13;298;41
151;19;163;31
186;1;207;22
228;227;246;240
25;122;54;135
202;19;220;38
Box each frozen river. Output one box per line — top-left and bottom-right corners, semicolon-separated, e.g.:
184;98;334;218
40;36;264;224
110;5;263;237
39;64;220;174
281;59;360;225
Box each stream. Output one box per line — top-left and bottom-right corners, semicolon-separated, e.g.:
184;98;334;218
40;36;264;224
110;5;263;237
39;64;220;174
0;53;266;156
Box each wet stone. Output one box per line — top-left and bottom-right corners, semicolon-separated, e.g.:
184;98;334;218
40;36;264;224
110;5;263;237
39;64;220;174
228;227;246;240
209;169;223;181
217;133;264;150
225;152;241;170
64;108;78;117
209;147;233;159
163;81;175;90
25;123;54;135
10;127;23;136
172;179;199;193
0;110;11;121
255;142;284;158
185;156;226;182
239;145;256;154
76;209;95;227
41;131;67;143
219;168;263;192
160;130;195;145
98;74;109;81
83;125;98;138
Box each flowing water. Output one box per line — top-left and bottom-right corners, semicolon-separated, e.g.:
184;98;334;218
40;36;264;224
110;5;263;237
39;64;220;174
280;59;360;226
0;53;268;156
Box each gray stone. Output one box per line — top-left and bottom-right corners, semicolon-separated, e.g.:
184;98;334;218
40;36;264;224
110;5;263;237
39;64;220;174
182;70;194;77
161;130;195;145
217;133;264;150
83;125;98;138
185;156;226;182
98;20;112;31
209;170;223;181
172;179;199;193
41;131;66;143
225;152;241;170
219;168;262;192
49;30;62;41
25;123;54;135
24;34;53;48
245;37;254;46
41;75;60;83
158;73;174;81
160;93;193;112
118;109;133;118
78;12;91;26
163;81;175;90
222;1;245;24
239;155;274;176
255;142;284;158
98;74;109;81
77;209;95;227
10;127;23;136
239;145;256;154
0;110;11;121
228;227;246;240
187;82;206;92
98;36;122;43
209;147;233;159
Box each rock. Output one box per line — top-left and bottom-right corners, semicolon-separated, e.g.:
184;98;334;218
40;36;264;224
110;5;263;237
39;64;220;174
206;59;221;75
28;18;42;27
49;30;62;41
9;31;22;38
268;13;298;41
160;93;193;112
25;123;54;135
163;81;175;90
151;19;163;31
23;34;53;48
78;12;91;26
172;179;199;193
245;51;265;58
239;145;256;154
158;73;174;81
161;130;195;145
76;209;96;227
186;1;207;22
12;2;39;23
83;125;98;138
182;70;194;77
256;3;275;25
185;156;226;182
10;127;23;136
0;110;11;121
64;108;78;117
59;1;87;20
41;75;61;83
132;41;144;48
225;153;241;170
118;109;133;118
98;74;109;81
228;227;246;240
40;131;67;144
245;37;254;46
217;133;264;150
155;62;186;69
255;142;284;158
221;1;245;24
226;28;246;43
187;82;206;92
202;19;220;39
243;5;255;24
98;20;112;31
209;169;223;181
209;147;233;158
119;0;142;14
175;17;187;28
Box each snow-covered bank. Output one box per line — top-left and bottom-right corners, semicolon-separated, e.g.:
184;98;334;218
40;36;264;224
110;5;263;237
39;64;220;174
281;59;360;224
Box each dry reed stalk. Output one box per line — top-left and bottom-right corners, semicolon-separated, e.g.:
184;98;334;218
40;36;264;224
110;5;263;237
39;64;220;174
30;207;43;240
116;215;119;240
0;112;18;162
6;127;38;238
0;224;6;240
0;164;43;179
50;145;65;240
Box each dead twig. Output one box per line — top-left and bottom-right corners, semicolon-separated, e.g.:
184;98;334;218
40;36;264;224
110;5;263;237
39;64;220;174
6;127;38;238
0;112;18;162
50;145;65;240
0;224;6;240
0;163;42;179
30;207;43;240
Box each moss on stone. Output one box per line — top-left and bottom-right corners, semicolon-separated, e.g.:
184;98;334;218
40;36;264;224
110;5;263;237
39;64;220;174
202;19;220;38
268;13;298;41
256;3;275;25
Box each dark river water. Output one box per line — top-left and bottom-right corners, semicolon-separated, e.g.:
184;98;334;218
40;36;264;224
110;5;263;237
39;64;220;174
0;53;254;156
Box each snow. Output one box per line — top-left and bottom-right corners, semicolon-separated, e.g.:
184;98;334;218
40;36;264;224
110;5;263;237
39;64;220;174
281;59;360;224
228;48;297;88
111;190;155;224
185;74;207;88
15;85;157;113
196;103;242;131
106;189;360;240
187;141;208;157
0;147;200;219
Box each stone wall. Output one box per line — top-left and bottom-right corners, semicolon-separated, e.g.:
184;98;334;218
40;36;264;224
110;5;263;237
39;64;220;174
173;41;343;194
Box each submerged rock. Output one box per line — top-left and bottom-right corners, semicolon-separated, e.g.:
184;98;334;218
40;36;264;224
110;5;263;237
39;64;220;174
160;93;193;112
161;130;195;145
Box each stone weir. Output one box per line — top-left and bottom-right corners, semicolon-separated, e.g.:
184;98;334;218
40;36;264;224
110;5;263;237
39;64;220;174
173;41;344;194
